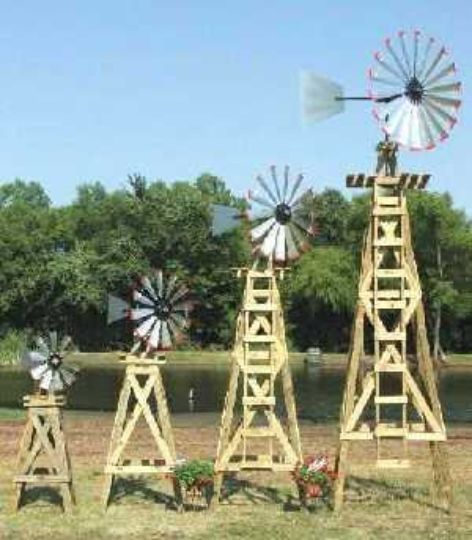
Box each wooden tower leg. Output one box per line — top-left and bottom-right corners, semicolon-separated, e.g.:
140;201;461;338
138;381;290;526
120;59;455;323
214;268;303;505
214;356;241;502
14;395;74;512
336;161;450;511
102;356;178;510
102;374;132;508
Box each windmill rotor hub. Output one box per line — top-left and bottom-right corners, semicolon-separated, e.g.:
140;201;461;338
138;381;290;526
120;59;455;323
155;300;172;320
405;76;424;105
275;203;292;224
48;353;63;369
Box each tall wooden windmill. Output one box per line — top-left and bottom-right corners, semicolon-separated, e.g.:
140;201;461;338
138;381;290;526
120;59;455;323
103;269;191;509
302;29;461;510
212;166;316;502
14;332;78;511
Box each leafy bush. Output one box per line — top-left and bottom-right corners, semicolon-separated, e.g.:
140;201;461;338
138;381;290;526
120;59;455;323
174;459;214;490
0;330;27;366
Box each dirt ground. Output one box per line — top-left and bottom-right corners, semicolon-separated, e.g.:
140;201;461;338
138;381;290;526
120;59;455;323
0;412;471;539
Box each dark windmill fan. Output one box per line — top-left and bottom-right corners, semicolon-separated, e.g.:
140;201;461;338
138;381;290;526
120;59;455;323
301;30;462;150
21;331;78;394
108;269;191;355
212;165;315;263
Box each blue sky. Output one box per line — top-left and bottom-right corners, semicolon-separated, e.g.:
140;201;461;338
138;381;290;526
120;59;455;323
0;1;470;212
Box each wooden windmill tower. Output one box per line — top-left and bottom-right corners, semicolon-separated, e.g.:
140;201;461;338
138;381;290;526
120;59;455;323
213;166;315;502
14;332;78;511
103;269;191;509
301;30;460;510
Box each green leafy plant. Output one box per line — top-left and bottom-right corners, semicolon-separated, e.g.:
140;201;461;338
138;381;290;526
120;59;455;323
174;459;214;491
293;454;336;499
0;330;27;366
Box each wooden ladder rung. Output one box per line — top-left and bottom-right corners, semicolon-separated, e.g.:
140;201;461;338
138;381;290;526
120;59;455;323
244;427;274;437
375;363;406;372
375;425;408;437
375;395;408;404
244;365;273;374
244;303;277;312
242;396;275;406
373;239;403;247
375;299;407;309
375;269;405;278
377;331;406;341
373;207;405;216
376;196;400;206
244;335;276;343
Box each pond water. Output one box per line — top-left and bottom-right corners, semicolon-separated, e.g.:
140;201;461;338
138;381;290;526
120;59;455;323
1;363;471;423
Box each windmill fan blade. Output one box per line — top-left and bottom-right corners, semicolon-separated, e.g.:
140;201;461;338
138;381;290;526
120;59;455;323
251;217;276;242
135;315;157;339
39;368;54;391
107;295;130;324
21;350;46;369
60;335;73;353
59;366;77;387
50;371;65;392
130;307;155;321
49;331;58;351
211;204;243;235
260;222;280;258
274;224;286;262
31;363;49;381
35;336;50;356
301;71;345;123
160;322;172;349
147;319;162;350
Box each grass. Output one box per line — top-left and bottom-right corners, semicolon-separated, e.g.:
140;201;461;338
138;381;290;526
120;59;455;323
1;418;471;539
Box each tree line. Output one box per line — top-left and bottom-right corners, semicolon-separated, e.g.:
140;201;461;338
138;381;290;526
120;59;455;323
0;174;471;358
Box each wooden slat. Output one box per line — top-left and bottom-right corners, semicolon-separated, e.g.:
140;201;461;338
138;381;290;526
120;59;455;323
375;299;406;309
374;363;406;372
377;331;406;341
244;365;272;374
373;238;403;247
375;395;408;405
242;396;276;406
374;426;407;437
375;269;405;278
14;475;71;484
244;303;277;311
243;335;276;343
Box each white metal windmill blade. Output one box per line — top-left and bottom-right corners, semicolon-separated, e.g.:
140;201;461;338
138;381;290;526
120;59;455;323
21;331;78;394
107;270;191;355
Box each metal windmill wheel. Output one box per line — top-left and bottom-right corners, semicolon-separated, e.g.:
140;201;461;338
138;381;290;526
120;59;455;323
21;331;78;394
301;29;462;150
108;269;191;355
247;166;315;262
211;166;315;263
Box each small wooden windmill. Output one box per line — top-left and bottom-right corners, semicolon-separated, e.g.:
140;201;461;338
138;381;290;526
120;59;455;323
302;29;460;510
103;269;191;509
14;332;78;511
213;166;315;502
